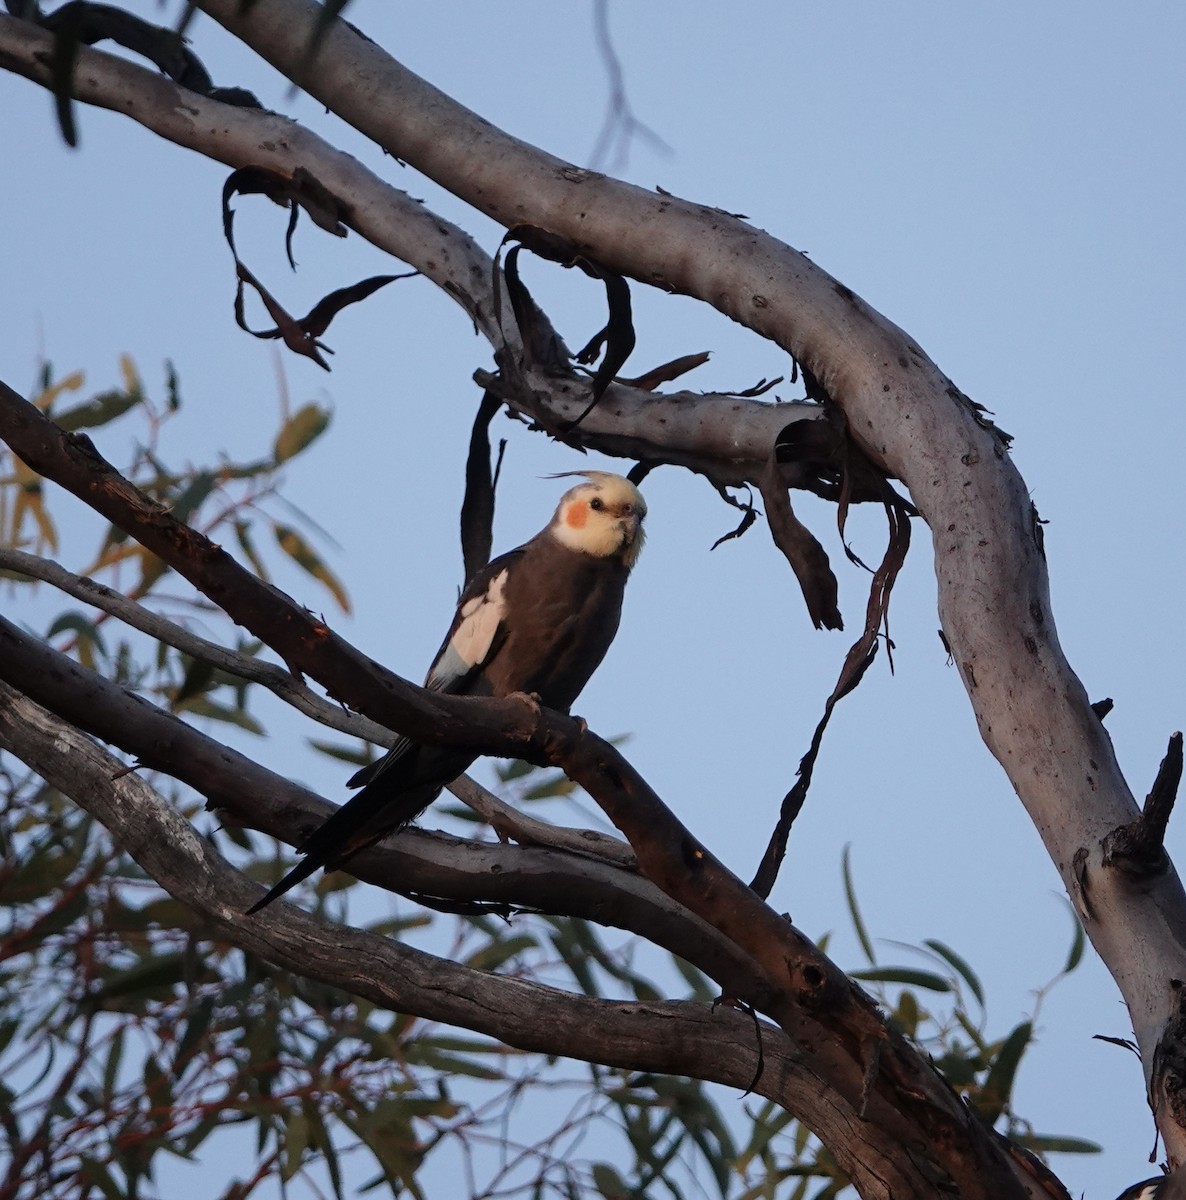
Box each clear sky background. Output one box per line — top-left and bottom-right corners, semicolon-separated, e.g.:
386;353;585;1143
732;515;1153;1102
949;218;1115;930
3;2;1185;1197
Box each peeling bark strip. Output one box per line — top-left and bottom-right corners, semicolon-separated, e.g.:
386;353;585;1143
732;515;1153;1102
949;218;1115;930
221;167;414;369
498;224;637;427
753;472;912;897
34;0;262;145
460;391;505;584
758;453;842;632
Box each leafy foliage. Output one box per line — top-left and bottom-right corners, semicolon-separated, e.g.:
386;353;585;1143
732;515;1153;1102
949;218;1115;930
0;767;1097;1198
841;847;1098;1161
0;359;347;716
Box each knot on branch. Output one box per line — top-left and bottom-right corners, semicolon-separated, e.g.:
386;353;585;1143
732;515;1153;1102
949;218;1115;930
788;956;840;1012
1103;733;1183;879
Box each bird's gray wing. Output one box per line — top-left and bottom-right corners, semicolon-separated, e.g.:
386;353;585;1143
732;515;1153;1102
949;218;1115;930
345;549;524;790
422;549;522;693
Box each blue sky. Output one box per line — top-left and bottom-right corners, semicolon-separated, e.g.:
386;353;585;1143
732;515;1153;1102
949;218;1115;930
3;2;1185;1196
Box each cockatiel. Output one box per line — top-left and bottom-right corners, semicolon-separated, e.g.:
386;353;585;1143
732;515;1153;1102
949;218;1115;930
248;471;646;913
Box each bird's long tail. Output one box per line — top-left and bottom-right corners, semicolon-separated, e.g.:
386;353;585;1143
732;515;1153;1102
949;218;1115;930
246;746;475;913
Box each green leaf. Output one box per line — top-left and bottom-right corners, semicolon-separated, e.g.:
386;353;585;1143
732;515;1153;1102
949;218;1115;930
171;657;217;708
178;695;265;735
234;518;271;581
164;359;182;410
308;738;376;767
341;1099;425;1197
953;1008;990;1055
274;402;331;464
273;522;351;613
922;939;985;1007
94;952;187;1009
102;1028;125;1098
54;385;142;432
1;835;85;903
1063;909;1086;975
0;1019;21;1058
305;1101;345;1200
496;758;538;782
175;996;216;1070
142;1050;173;1111
671;955;716;1002
283;1108;311;1182
521;770;577;801
849;968;951;993
976;1020;1033;1122
591;1162;629;1199
32;368;85;410
463;933;537;971
736;1100;795;1170
1013;1132;1102;1155
9;463;59;554
168;470;218;525
403;1043;504;1080
46;611;108;654
892;989;920;1036
405;1034;508;1055
549;923;601;997
133;896;208;931
363;913;433;938
77;1156;124;1200
841;845;875;966
135;546;170;594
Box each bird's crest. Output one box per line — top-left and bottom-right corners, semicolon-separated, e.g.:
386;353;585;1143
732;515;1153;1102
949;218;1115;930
545;470;623;483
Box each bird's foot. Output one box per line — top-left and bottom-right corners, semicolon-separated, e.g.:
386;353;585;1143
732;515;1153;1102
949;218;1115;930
509;690;543;718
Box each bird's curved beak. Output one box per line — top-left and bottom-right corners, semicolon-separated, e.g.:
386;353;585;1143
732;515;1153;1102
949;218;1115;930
619;512;645;564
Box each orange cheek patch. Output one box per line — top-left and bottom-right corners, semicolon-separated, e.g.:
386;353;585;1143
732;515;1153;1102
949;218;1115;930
565;500;589;529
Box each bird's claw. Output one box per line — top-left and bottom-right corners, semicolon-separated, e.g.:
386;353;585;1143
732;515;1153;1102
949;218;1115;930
510;690;543;717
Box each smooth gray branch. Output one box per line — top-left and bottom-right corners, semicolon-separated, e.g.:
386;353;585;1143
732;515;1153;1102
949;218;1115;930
0;14;828;492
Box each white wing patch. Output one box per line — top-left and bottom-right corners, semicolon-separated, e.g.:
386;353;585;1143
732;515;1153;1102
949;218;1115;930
426;569;509;691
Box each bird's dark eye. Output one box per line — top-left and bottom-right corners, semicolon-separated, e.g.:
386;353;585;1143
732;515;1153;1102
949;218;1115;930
590;497;604;511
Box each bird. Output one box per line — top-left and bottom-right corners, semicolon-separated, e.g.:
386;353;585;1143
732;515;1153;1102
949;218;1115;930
247;470;646;914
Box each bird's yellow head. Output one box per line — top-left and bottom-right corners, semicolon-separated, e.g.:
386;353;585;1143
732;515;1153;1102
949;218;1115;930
549;471;647;567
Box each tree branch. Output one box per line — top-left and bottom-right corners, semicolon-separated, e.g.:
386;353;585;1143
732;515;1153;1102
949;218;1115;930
182;0;1186;1161
0;13;832;494
0;381;1038;1197
0;610;752;995
0;545;394;741
0;680;944;1199
0;546;631;858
